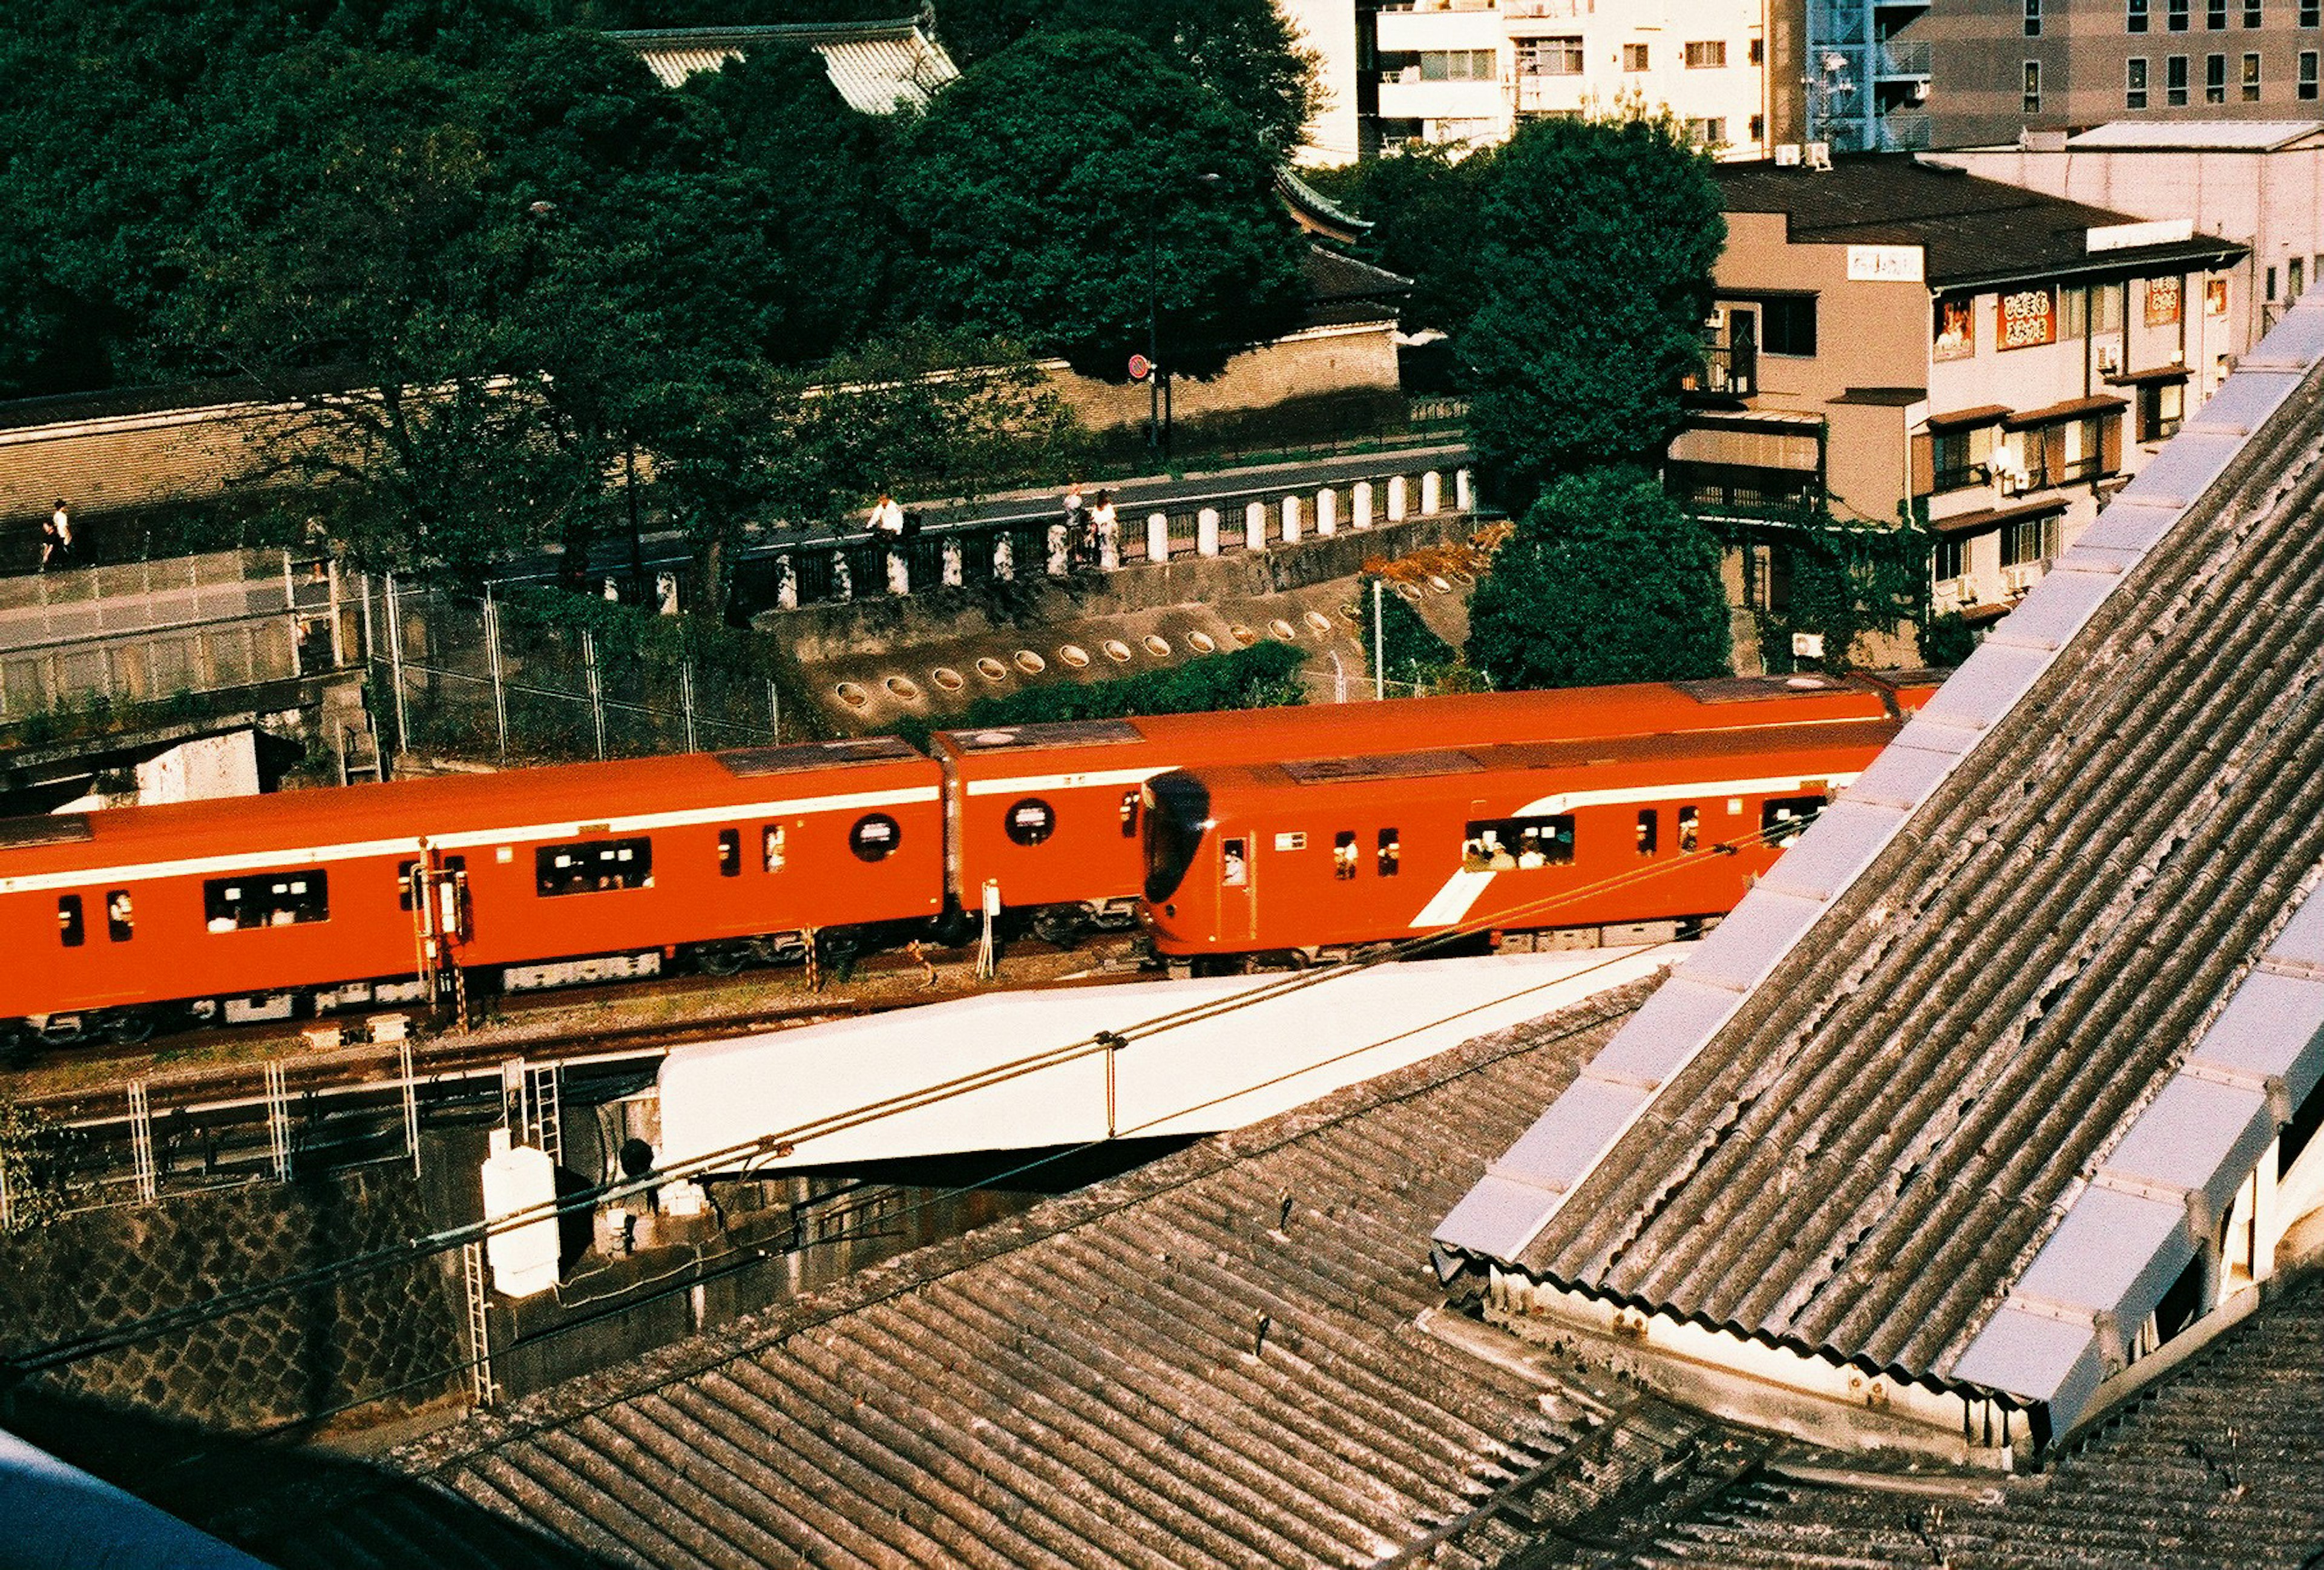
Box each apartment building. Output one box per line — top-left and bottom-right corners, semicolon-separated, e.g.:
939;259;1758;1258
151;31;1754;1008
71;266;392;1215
1807;0;1937;148
1910;0;2324;148
1669;156;2245;622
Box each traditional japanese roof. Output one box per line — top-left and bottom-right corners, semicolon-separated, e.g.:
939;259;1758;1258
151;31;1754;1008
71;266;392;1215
1436;301;2324;1433
1276;168;1373;246
609;15;959;113
1718;154;2246;293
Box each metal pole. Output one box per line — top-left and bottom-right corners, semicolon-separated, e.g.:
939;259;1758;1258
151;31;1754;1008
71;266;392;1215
768;678;781;743
401;1036;421;1178
583;629;607;761
1373;579;1387;701
680;659;698;754
384;571;410;754
484;590;508;766
1146;197;1161;464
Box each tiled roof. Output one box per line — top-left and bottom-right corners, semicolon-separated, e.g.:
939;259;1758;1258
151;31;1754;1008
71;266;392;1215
231;986;1684;1569
1437;303;2324;1405
613;20;959;113
1718;155;2245;291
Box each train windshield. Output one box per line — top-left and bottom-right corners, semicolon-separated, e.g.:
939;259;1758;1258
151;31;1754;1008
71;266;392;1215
1142;773;1212;903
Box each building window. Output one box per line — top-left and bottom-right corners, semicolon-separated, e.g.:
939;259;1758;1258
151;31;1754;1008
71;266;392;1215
2140;380;2186;440
2247;0;2263;22
1750;37;1765;64
2027;0;2044;32
1686;39;1728;68
2130;0;2150;31
2207;52;2227;99
1515;37;1582;75
1688;116;1729;146
1750;113;1766;142
2170;0;2190;28
1420;49;1497;80
2129;56;2151;104
1933;534;1968;585
2001;514;2060;568
1753;295;1818;355
2303;48;2320;93
2308;0;2322;23
57;895;84;948
2294;256;2308;297
205;869;330;929
1623;41;1649;70
2208;0;2228;23
2169;53;2191;99
1463;815;1575;870
2024;59;2043;110
534;840;651;896
2245;50;2263;96
1933;425;1994;491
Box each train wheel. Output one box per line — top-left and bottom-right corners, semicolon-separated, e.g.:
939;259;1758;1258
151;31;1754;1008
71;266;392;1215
103;1010;159;1046
929;908;978;948
1029;909;1083;949
695;943;751;978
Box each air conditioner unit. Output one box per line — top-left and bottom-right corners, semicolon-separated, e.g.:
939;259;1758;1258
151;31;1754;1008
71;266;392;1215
1775;142;1804;166
1805;141;1833;169
2003;562;2042;595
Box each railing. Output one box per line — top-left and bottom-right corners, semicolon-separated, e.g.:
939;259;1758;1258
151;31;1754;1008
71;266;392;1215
1700;343;1758;397
757;465;1477;614
1877;39;1932;74
1877;111;1934;150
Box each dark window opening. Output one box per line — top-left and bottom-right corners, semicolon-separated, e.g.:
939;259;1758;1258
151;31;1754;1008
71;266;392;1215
1333;830;1358;880
535;838;652;896
2207;51;2227;100
2246;0;2263;23
2153;1252;2208;1344
1143;775;1212;903
1464;815;1575;870
106;890;134;942
1935;534;1969;583
2168;52;2190;100
2140;379;2185;441
1636;810;1659;856
2024;59;2043;111
849;814;902;863
1761;795;1827;849
206;869;331;930
763;825;787;872
2169;0;2190;27
2026;0;2044;31
2305;50;2321;96
57;895;84;948
1005;798;1057;847
1679;806;1701;852
1221;836;1249;887
2129;55;2150;105
1932;427;1988;492
2208;0;2228;23
1753;294;1818;356
2129;0;2149;31
1377;828;1401;876
718;829;741;877
2244;50;2262;96
1119;789;1141;839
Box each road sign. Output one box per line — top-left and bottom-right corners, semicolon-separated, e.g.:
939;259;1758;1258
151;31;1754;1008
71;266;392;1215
1128;353;1152;382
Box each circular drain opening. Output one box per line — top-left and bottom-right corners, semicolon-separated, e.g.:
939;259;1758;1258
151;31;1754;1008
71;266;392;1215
1302;609;1333;632
885;675;922;701
1230;625;1259;646
1338;604;1362;624
1269;618;1298;641
1449;569;1475;585
1014;649;1046;675
1059;645;1091;669
931;667;965;693
1142;634;1172;657
1428;575;1453;594
835;682;870;709
1397;583;1425;602
976;657;1008;683
1103;639;1133;662
1187;631;1217;654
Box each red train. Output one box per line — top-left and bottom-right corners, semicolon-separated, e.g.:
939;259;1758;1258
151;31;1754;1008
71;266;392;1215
0;675;1930;1049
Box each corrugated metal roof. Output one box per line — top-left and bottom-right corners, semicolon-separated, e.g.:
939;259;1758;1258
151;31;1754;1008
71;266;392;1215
1436;300;2324;1406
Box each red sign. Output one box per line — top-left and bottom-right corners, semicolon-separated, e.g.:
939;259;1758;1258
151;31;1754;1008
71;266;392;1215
1998;286;2057;351
2146;276;2183;327
1128;353;1152;382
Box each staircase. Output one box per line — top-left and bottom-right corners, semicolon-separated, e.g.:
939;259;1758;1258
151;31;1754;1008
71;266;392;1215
323;680;387;784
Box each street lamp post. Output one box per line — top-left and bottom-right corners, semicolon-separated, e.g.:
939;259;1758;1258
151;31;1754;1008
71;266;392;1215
1141;172;1225;467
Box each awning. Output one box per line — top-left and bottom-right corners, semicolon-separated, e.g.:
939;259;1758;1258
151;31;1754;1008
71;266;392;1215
1833;386;1928;407
2106;365;2191;387
1930;497;2070;537
1961;601;2014;626
2005;394;2127;429
1927;403;2012;432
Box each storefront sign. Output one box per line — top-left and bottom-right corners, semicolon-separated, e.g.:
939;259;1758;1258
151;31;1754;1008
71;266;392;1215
2206;277;2229;317
1934;297;1977;361
2146;276;2183;327
1998;286;2058;351
1846;245;1924;282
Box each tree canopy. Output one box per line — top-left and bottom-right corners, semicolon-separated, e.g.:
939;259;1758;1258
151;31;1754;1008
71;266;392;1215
1302;144;1499;339
1457;113;1725;513
1465;468;1731;690
895;30;1307;381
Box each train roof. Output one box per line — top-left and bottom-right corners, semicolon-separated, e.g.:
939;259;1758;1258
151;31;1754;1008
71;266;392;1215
931;674;1928;771
0;740;941;882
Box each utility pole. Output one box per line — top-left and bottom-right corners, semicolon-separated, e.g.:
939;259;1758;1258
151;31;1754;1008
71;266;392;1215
1373;579;1387;701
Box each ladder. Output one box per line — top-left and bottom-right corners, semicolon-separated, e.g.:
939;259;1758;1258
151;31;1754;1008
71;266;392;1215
501;1059;563;1170
461;1240;495;1407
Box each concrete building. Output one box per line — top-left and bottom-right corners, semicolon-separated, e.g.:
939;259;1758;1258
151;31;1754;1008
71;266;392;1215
1908;0;2324;148
1939;119;2324;333
1670;154;2244;622
1349;0;1785;159
1807;0;1937;148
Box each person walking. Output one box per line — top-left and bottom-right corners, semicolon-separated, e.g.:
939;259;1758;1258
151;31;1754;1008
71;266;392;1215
1088;489;1119;571
39;514;61;571
867;491;905;540
1062;481;1088;570
51;499;72;564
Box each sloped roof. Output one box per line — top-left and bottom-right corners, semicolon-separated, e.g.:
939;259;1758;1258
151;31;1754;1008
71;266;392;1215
612;18;959;113
2066;119;2324;151
1717;154;2246;292
1437;300;2324;1415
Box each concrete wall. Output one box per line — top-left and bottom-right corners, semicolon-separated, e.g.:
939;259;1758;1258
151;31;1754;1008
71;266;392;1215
0;402;288;527
1042;320;1402;432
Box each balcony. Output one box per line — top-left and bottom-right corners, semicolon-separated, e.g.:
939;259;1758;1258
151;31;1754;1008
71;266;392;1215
1877;111;1932;149
1876;39;1932;76
1697;340;1758;399
1377;6;1505;49
1377;74;1505;121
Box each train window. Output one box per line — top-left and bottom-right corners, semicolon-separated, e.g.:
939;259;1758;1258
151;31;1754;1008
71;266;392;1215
1333;831;1358;880
397;856;467;911
1222;837;1250;886
1377;829;1400;876
106;890;134;942
1274;831;1307;852
1762;794;1827;849
534;839;653;898
1678;806;1700;852
205;869;331;930
1119;789;1141;839
57;895;84;948
1005;798;1057;847
763;826;787;872
849;813;901;863
1463;815;1575;870
718;829;741;877
1636;810;1659;856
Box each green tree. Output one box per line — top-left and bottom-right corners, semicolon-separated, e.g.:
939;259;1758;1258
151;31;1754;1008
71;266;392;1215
1459;112;1724;513
1303;144;1500;337
0;1099;84;1231
1466;467;1730;689
894;30;1307;381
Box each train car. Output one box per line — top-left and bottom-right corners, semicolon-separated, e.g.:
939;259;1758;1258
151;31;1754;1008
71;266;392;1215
0;738;942;1046
1137;712;1906;965
932;674;1923;942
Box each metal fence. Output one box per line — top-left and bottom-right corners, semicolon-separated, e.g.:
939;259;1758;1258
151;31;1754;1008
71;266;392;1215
365;576;788;766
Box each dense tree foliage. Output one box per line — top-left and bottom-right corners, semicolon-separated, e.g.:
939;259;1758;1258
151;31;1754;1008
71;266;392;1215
898;31;1306;380
1466;468;1730;690
1302;145;1500;338
1459;113;1724;513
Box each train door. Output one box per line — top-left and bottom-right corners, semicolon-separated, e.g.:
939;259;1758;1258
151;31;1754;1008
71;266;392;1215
1217;834;1256;944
